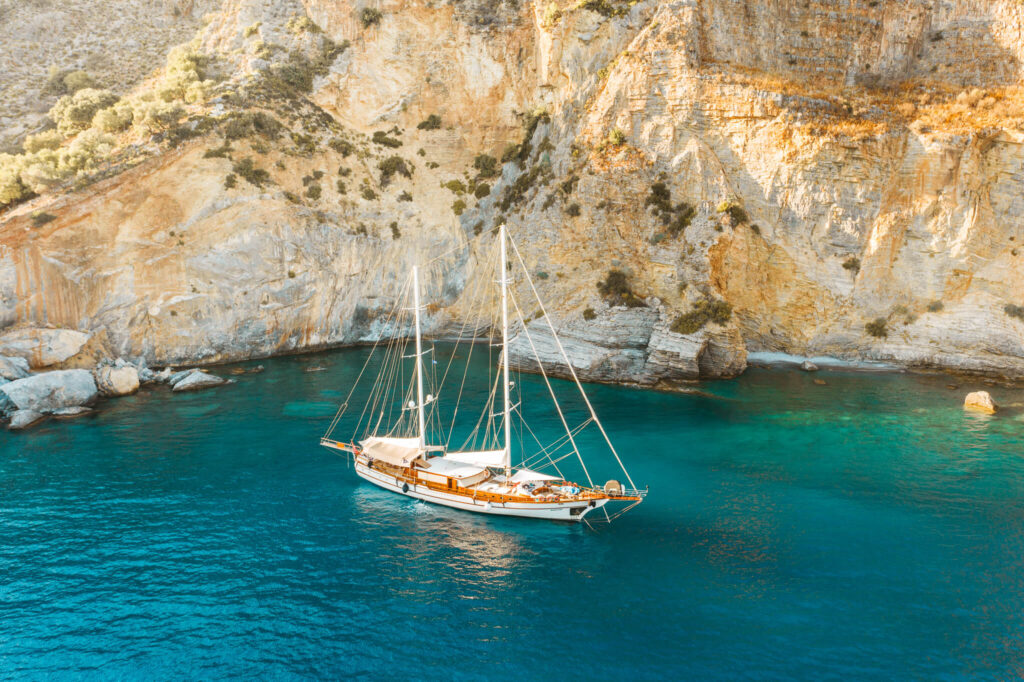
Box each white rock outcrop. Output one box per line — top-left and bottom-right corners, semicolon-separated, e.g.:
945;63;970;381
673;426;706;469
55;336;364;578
172;371;229;392
0;370;98;415
0;355;30;380
9;409;45;430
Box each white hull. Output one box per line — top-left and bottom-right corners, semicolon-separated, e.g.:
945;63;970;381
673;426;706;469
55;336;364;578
354;462;608;522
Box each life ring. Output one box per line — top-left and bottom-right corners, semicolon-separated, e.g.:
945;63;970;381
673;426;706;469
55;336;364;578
402;483;410;493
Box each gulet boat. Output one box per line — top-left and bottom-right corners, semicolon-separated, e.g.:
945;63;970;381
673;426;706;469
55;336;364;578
321;226;646;523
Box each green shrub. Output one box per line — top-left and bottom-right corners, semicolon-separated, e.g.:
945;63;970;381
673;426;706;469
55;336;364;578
390;221;401;239
473;220;484;235
398;191;413;202
204;142;233;159
597;269;645;308
671;297;733;335
575;0;630;18
305;183;322;200
362;187;377;200
645;181;694;235
1005;304;1024;321
283;190;300;203
566;202;581;217
31;211;57;227
582;307;597;321
536;271;549;280
442;179;466;194
473;153;500;179
360;8;383;28
329;138;354;156
843;256;861;274
716;200;748;226
135;101;185;134
378;155;412;186
23;130;63;153
93;103;134;133
338;166;352;177
452;199;467;215
474;182;491;199
543;3;563;27
42;67;96;97
290;132;316;155
224;174;237;189
371;131;402;148
49;88;119;135
498;163;542;211
926;300;944;313
865;318;888;337
607;128;626;146
336;180;347;194
233;158;270;187
750;223;761;235
287;14;321;34
417;114;441;130
244;22;262;38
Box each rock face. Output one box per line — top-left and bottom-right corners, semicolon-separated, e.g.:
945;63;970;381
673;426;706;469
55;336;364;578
0;369;98;414
0;355;30;380
3;1;1024;382
964;391;998;414
509;305;746;384
93;365;140;397
0;328;92;369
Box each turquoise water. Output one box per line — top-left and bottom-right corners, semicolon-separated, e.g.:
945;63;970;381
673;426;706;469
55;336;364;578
2;348;1024;680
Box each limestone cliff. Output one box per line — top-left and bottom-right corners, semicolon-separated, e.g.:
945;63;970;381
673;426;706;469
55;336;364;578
4;0;1024;383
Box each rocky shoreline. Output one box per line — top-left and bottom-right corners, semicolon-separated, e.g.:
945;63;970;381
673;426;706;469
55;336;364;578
0;327;240;431
3;318;1021;432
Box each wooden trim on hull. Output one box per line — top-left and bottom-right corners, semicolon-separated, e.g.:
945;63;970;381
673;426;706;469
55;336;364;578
354;463;608;522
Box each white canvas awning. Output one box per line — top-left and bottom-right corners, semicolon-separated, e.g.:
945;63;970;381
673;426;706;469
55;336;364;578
444;449;506;468
510;468;561;483
424;457;487;480
360;436;422;467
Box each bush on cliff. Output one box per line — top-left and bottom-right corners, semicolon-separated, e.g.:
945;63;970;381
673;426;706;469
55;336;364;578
49;88;119;136
671;297;733;335
598;269;645;308
865;318;888;338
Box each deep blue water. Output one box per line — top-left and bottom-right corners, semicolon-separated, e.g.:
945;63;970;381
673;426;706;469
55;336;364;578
2;348;1024;680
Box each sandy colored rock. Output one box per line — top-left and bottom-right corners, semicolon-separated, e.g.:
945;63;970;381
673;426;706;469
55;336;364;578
964;391;998;414
93;365;140;397
0;328;92;369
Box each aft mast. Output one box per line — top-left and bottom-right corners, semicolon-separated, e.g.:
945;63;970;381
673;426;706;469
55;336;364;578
412;265;427;450
499;225;512;480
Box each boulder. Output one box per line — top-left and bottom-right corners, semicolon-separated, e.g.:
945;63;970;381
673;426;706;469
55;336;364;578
9;409;46;430
0;370;98;414
0;328;92;369
964;391;997;414
153;367;174;384
0;355;30;380
172;371;229;392
801;360;819;372
137;366;157;383
168;368;198;387
93;365;140;397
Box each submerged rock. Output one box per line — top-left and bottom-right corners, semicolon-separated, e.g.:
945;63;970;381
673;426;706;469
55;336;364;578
801;360;819;372
964;391;997;414
172;371;229;392
0;355;30;380
9;409;46;430
0;370;98;414
93;365;140;397
52;406;93;419
0;328;92;369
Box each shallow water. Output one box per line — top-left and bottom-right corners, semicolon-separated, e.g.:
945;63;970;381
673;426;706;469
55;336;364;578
2;349;1024;680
